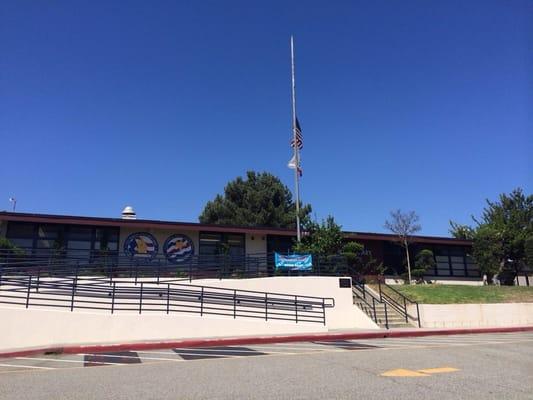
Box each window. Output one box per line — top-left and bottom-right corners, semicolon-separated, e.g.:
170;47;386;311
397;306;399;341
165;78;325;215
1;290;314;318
199;232;245;257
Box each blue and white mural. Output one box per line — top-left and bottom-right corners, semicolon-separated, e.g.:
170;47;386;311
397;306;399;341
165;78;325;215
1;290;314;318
123;232;159;259
163;234;194;263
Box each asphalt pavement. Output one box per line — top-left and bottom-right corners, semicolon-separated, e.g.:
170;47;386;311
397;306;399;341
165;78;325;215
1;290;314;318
0;332;532;399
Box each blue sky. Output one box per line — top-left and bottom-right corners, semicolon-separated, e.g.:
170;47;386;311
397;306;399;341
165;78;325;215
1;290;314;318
1;0;531;236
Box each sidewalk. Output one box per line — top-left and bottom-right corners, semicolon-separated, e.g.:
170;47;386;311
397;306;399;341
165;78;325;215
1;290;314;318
2;325;532;359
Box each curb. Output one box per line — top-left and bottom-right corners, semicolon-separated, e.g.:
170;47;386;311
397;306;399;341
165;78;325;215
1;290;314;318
2;325;533;359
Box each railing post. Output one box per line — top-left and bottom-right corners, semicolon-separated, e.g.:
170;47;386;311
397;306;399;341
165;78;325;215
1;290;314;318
25;275;32;308
139;282;143;314
416;302;421;327
36;265;41;293
265;293;268;321
109;260;113;285
322;298;326;325
70;276;76;311
372;297;377;323
167;283;170;314
378;280;383;302
157;261;160;285
295;295;298;323
384;302;389;329
135;262;139;285
111;282;116;314
189;259;192;283
404;297;408;323
200;287;204;316
233;289;237;319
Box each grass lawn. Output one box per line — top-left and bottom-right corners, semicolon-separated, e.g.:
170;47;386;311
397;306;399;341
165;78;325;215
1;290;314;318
384;284;533;304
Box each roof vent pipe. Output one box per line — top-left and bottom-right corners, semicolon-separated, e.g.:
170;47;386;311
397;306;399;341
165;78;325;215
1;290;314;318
121;206;136;220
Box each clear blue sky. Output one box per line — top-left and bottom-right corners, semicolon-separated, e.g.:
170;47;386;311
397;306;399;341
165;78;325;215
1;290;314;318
1;0;531;236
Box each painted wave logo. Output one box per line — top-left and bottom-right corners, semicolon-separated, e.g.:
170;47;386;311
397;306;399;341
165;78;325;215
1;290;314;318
163;234;194;263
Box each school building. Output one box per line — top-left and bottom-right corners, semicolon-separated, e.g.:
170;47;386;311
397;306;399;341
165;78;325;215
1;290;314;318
0;208;485;283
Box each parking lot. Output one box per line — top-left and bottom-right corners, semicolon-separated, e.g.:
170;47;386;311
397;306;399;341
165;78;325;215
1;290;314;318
1;331;532;399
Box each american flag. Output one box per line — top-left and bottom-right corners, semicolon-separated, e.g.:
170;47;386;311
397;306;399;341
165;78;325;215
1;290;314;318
290;117;303;149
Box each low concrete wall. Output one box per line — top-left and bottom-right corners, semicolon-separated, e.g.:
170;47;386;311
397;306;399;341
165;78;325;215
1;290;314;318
0;307;326;353
0;276;378;353
410;303;533;328
187;277;378;330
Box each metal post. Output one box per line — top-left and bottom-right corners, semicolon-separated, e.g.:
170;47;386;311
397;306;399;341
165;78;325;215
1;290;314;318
322;298;326;325
404;297;408;323
378;280;383;302
295;295;298;323
265;293;268;321
372;297;377;323
189;259;192;283
109;261;113;285
157;261;160;285
139;282;143;314
233;290;237;319
384;302;389;329
36;266;41;293
200;287;204;316
135;263;139;285
416;302;421;327
26;276;32;308
111;282;116;314
70;276;76;311
166;283;170;314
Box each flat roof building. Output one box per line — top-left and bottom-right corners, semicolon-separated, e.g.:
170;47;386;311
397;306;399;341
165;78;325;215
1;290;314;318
0;211;481;282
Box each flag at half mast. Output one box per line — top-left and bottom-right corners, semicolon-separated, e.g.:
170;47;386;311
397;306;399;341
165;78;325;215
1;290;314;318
290;117;303;149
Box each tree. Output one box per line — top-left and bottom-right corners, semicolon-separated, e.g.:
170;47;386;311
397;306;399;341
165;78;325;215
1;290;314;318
199;171;311;228
471;188;532;280
342;241;385;280
449;188;532;282
412;249;436;283
384;209;421;284
449;221;476;240
293;216;343;255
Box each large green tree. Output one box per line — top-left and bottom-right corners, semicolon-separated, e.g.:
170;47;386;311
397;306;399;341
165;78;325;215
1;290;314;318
199;171;311;228
450;188;533;280
293;216;344;255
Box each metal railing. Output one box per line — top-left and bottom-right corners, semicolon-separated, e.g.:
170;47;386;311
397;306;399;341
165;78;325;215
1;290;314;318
0;275;335;325
352;282;390;329
0;251;355;282
378;281;421;327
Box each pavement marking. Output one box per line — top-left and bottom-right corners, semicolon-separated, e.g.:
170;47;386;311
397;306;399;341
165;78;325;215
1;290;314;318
380;368;429;377
15;357;122;365
418;367;460;374
0;363;54;370
79;353;184;363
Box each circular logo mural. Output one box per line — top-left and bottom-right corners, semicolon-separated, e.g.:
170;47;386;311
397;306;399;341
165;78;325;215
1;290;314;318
123;232;159;258
163;234;194;263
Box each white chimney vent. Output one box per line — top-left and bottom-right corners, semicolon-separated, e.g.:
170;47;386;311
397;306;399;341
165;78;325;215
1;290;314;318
121;206;136;220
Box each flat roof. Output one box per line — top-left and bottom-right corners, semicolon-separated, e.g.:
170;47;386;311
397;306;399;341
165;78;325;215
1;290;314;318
0;211;472;245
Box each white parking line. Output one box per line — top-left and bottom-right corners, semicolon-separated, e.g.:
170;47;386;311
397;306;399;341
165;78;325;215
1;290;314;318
15;357;122;365
0;363;54;370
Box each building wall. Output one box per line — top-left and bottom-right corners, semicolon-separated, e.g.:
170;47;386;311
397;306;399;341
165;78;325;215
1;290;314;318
119;227;200;258
245;233;267;255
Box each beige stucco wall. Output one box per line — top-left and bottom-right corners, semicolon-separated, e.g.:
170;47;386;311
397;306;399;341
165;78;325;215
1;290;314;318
245;233;267;254
118;228;267;257
0;276;378;353
409;303;533;328
119;227;200;258
0;307;327;354
187;277;378;330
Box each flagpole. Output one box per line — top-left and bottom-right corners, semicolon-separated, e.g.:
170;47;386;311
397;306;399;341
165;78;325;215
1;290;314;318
290;36;301;242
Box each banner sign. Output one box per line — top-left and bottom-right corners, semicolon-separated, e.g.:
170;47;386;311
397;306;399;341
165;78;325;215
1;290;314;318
275;253;313;271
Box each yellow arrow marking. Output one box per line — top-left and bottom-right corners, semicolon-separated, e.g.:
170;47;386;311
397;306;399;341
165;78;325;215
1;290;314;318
380;367;460;377
380;369;430;377
418;367;460;374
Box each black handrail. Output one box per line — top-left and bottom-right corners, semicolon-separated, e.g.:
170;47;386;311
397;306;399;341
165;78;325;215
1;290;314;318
352;283;390;329
0;275;334;325
378;281;421;327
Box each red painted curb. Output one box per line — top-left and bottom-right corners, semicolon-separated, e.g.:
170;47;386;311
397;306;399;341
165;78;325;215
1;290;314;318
2;325;533;359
